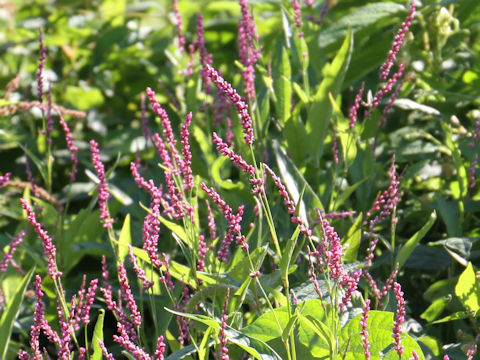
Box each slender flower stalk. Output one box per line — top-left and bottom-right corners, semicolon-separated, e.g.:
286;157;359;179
58;112;78;181
128;245;154;290
90;140;114;228
379;1;416;81
392;282;406;357
380;77;406;127
0;172;11;187
349;82;365;129
140;92;153;145
36;28;46;105
360;299;371;360
196;14;213;94
213;132;255;177
219;288;230;360
118;263;142;328
197;234;207;271
57;302;71;359
204;64;255;145
154;335;166;360
263;164;311;236
20;199;61;279
238;0;260;101
0;230;25;273
206;200;217;242
371;63;405;109
291;0;304;37
180;112;194;191
172;0;185;52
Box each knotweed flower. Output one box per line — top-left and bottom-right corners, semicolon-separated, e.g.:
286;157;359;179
380;263;399;300
219;288;230;360
360;299;371;360
392;282;406;356
379;1;416;81
204;64;254;145
57;302;71;359
340;269;362;311
371;63;405;109
146;87;183;170
89;140;114;228
467;345;477;360
140;92;153;145
410;350;419;360
263;164;311;236
36;28;46;105
25;155;39;198
196;14;213;94
238;0;261;101
470;117;480;148
0;172;10;187
98;339;116;360
173;0;185;52
0;230;25;273
197;234;207;271
291;0;304;37
206;200;217;241
128;245;154;290
114;323;152;360
213;132;255;177
21;199;61;279
468;154;478;190
58;112;78;181
180;112;194;191
349;82;365;129
380;77;406;127
155;335;166;360
118;263;142;328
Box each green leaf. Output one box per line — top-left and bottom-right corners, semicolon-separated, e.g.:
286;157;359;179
18;143;48;186
242;307;289;342
212;156;245;191
396;211;436;269
118;214;131;265
318;2;405;51
91;309;105;360
306;28;353;163
279;226;300;282
455;262;480;313
340;310;424;359
343;213;363;263
0;267;34;359
420;297;449;323
433;311;471;324
198;327;214;360
225;327;283;360
158;215;189;247
272;40;292;126
297;313;333;357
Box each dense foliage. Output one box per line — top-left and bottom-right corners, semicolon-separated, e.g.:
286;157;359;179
1;0;480;359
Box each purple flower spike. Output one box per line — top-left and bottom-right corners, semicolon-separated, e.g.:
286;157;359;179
118;263;142;328
238;0;260;101
20;199;62;280
36;28;46;105
0;172;11;188
0;230;25;273
349;82;365;129
204;64;255;145
180;112;194;191
213;132;255;177
90;140;114;229
410;350;420;360
196;14;213;94
219;288;230;360
173;0;185;52
392;282;406;357
361;299;371;360
292;0;304;37
98;339;116;360
154;335;166;360
58;112;78;181
379;1;416;81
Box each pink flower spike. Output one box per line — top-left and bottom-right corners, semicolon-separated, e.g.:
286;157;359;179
20;199;61;279
213;132;255;177
204;64;255;145
145;87;183;170
197;234;207;271
98;340;116;360
180;112;194;191
360;299;371;360
154;335;166;360
410;350;419;360
128;245;154;290
292;0;303;34
81;278;98;325
219;288;230;360
58;112;78;181
173;0;186;52
89;140;114;229
117;263;142;328
0;172;11;188
379;1;416;81
349;82;364;129
0;230;25;273
36;28;46;105
467;345;477;360
392;282;406;357
196;14;213;94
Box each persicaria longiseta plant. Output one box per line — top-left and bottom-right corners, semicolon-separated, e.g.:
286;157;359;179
1;0;480;359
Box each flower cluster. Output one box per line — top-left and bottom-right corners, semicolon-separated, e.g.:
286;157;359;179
58;112;78;181
392;282;406;356
90;140;114;228
0;229;25;273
